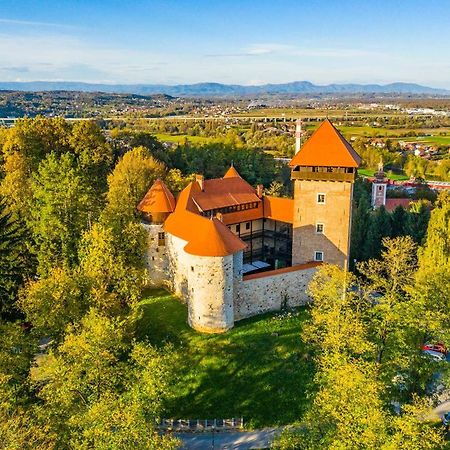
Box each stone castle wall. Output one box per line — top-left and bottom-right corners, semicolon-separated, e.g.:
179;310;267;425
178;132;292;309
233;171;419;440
142;223;169;287
165;233;235;333
292;180;353;268
234;265;317;320
187;253;235;333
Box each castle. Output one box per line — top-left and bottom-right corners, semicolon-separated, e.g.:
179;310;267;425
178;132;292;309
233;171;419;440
138;119;361;333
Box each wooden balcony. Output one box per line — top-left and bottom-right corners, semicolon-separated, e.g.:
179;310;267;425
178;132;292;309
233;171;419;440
291;170;356;182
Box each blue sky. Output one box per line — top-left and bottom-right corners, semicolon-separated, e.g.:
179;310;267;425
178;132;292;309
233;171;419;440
1;0;449;87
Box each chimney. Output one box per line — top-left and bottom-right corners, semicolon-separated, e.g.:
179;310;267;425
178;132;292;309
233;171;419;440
256;184;264;198
195;174;204;191
295;118;302;154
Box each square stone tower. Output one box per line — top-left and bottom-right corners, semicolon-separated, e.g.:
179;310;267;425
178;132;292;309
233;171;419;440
289;119;361;269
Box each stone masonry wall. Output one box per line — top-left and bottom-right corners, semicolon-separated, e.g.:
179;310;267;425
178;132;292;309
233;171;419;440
166;232;236;333
234;266;317;320
188;253;235;333
142;223;168;287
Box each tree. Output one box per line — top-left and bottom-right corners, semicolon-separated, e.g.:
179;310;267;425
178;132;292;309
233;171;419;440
0;151;33;218
31;152;92;275
362;206;392;260
164;168;195;194
19;267;88;340
358;237;417;364
350;194;371;267
69;121;113;200
0;195;33;318
36;310;178;449
78;223;146;317
406;200;430;244
102;146;165;228
304;265;373;359
2;116;71;171
390;206;407;237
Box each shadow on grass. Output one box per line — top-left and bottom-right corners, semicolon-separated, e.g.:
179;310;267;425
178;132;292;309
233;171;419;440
137;288;315;428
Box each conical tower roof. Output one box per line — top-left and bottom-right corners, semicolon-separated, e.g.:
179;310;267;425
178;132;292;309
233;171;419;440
137;178;175;214
223;165;241;178
183;216;247;256
289;119;361;168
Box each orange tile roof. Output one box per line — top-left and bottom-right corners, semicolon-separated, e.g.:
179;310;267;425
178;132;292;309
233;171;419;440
137;179;175;214
289;119;362;168
191;177;260;212
263;196;294;224
183;216;247;256
221;202;264;225
384;198;412;212
164;210;247;257
223;165;241;178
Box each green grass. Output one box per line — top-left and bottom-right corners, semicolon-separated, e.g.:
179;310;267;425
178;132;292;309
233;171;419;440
154;133;217;144
136;289;314;428
358;168;409;181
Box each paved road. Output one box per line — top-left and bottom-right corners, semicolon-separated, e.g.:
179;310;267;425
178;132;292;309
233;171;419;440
175;428;281;450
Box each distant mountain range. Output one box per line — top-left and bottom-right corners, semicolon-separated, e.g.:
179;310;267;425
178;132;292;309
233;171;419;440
0;80;448;97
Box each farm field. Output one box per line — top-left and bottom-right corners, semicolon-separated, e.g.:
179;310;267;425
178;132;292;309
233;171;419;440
154;133;218;144
136;289;314;429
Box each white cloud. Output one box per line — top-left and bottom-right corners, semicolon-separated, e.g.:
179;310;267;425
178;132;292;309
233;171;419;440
0;18;78;29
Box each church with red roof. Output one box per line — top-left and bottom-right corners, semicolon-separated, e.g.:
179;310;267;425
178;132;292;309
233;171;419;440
137;119;361;333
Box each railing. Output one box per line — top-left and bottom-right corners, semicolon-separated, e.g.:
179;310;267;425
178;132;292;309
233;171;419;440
291;170;356;182
157;418;244;432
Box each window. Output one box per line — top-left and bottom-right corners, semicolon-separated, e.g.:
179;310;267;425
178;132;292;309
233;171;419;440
378;186;383;191
245;222;250;230
236;224;240;233
316;223;324;234
317;193;326;204
314;251;324;262
191;266;194;272
158;232;165;246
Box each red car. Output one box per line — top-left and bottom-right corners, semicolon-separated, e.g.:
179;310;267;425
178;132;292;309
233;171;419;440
422;343;448;355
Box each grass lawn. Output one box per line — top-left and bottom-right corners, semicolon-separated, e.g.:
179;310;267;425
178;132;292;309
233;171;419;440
136;289;314;429
358;168;409;181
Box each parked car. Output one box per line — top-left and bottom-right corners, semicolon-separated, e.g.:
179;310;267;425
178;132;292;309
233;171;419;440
423;349;447;362
422;342;448;355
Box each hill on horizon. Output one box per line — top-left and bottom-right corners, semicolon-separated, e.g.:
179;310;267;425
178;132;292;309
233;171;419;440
0;80;448;97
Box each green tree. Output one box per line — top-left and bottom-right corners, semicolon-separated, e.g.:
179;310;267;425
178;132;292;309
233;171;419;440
36;310;178;449
31;152;92;275
102;146;165;228
78;223;146;317
0;196;33;318
362;206;392;260
19;267;88;340
69;121;113;200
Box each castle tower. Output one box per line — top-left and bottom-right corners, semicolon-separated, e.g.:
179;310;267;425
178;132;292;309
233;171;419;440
289;119;361;269
371;161;388;209
137;179;176;286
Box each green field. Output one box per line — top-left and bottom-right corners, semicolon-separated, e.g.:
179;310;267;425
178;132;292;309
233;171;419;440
358;168;409;181
154;133;217;144
136;289;314;428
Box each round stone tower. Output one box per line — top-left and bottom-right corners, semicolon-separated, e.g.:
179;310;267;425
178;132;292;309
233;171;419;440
137;179;176;286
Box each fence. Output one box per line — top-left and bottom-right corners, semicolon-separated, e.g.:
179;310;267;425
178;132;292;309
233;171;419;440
158;418;244;432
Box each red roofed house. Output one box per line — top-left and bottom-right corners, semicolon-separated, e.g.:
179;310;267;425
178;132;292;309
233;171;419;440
138;119;361;333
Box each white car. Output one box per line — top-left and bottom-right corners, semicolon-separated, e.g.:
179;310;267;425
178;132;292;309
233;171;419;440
423;349;447;362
